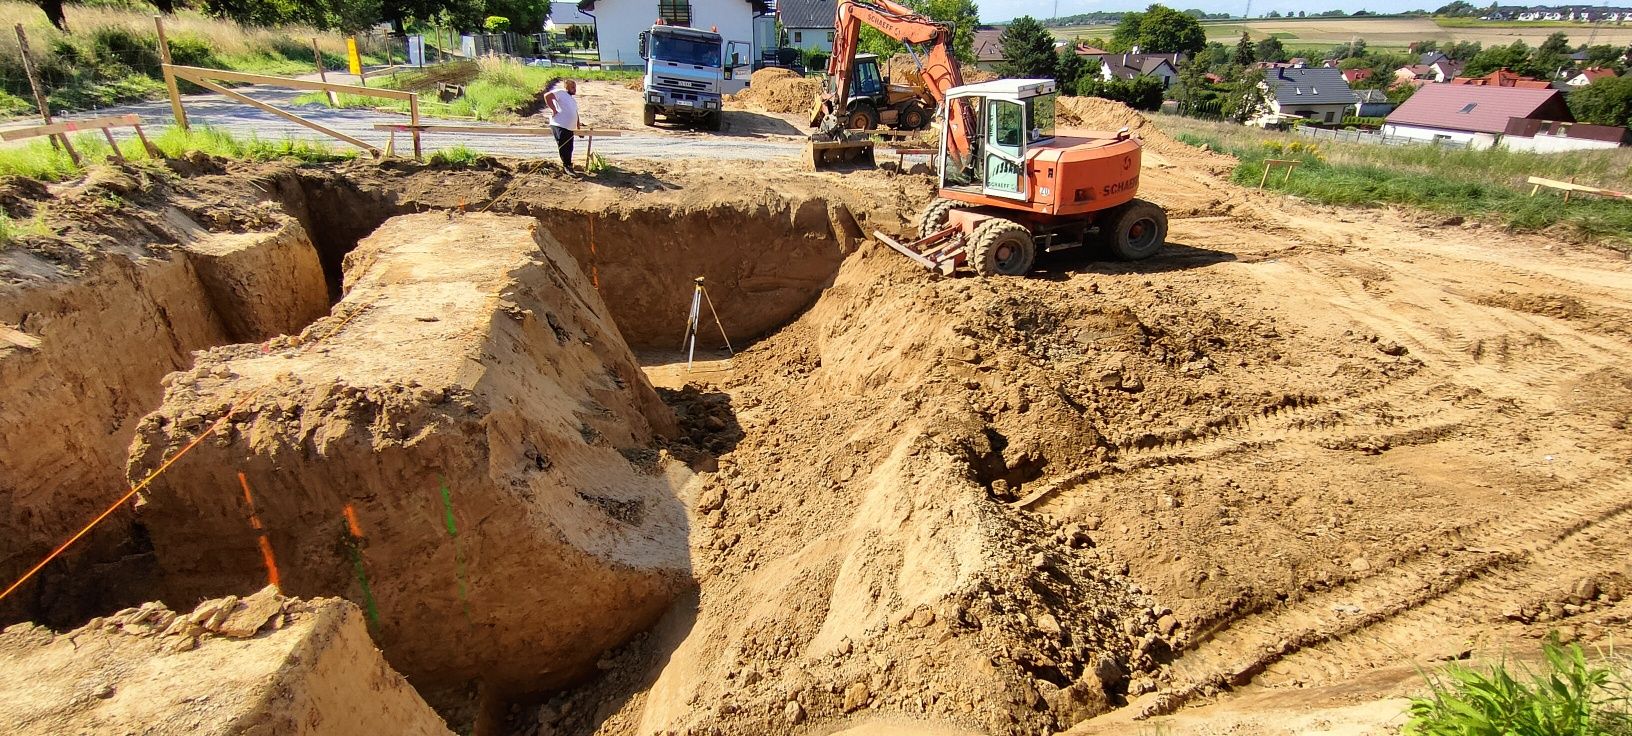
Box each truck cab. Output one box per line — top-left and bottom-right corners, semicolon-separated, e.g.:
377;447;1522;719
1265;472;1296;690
638;24;750;131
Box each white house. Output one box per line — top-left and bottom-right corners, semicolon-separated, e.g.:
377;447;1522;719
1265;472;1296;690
1248;67;1358;127
778;0;835;53
578;0;769;70
1084;52;1182;88
1382;84;1573;149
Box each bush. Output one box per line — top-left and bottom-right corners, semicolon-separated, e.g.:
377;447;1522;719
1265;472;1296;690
1342;115;1387;127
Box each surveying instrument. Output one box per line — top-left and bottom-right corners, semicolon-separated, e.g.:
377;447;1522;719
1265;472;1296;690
681;276;734;370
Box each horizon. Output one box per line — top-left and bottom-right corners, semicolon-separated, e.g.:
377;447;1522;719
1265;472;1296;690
981;0;1625;24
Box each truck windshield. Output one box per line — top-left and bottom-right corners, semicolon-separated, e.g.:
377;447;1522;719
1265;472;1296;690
652;34;720;67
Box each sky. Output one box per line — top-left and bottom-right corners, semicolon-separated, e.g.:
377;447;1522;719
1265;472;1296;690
982;0;1448;23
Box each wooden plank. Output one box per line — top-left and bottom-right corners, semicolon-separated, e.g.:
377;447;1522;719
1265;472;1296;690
370;123;623;137
154;16;189;130
185;77;381;155
0;326;41;350
169;65;417;101
0;114;143;141
1527;176;1632;200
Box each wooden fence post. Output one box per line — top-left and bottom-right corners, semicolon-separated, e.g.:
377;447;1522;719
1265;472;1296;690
409;94;422;161
313;38;339;106
154;16;189;131
14;24;80;165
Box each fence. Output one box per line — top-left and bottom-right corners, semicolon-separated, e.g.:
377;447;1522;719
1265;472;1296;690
1296;124;1474;150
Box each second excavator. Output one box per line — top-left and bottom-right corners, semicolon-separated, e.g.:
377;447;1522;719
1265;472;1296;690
808;0;1169;275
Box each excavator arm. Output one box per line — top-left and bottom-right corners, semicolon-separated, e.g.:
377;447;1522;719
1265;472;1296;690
814;0;974;164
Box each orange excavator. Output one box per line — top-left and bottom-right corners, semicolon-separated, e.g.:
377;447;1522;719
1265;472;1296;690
809;0;1168;275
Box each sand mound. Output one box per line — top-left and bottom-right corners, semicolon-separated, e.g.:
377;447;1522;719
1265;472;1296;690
730;67;821;114
885;54;995;84
127;212;690;703
1055;96;1234;171
0;587;451;735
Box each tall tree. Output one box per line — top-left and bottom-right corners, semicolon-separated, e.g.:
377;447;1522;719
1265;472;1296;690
1568;74;1632;126
1055;46;1087;95
1233;31;1254;66
997;16;1058;78
1255;35;1286;62
857;0;980;65
1131;4;1205;54
1538;31;1570;56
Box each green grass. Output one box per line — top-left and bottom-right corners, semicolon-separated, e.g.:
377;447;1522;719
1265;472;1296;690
1405;638;1632;736
297;57;640;121
298;57;636;120
0;125;352;181
428;144;483;165
0;210;54;246
1157;115;1632;250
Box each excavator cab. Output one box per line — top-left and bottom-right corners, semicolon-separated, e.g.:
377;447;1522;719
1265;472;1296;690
938;80;1056;200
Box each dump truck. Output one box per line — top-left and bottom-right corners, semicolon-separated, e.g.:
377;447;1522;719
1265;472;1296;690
638;23;752;131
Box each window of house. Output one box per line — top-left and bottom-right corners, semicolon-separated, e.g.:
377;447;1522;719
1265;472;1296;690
1457;102;1477;113
827;31;835;42
1324;111;1334;122
659;0;692;27
793;31;802;42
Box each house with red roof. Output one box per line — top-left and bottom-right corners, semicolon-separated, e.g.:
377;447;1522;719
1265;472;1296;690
1342;67;1374;84
1450;68;1553;89
1382;84;1572;149
1565;67;1618;87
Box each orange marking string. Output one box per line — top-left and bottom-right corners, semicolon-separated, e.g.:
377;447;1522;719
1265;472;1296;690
587;214;600;289
0;394;254;605
237;472;279;588
343;503;365;538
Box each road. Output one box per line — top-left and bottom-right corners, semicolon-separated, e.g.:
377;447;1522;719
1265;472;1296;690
5;81;805;163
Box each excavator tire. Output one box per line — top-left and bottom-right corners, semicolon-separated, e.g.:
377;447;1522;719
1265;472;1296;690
897;101;929;130
917;197;970;239
1101;198;1167;261
968;218;1036;276
846;103;879;130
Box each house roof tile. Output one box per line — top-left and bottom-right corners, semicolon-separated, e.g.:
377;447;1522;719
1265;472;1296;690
1266;67;1357;106
1385;83;1572;134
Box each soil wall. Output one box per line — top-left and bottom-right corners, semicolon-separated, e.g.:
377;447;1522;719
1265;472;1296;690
0;589;453;735
0;215;327;626
128;213;692;701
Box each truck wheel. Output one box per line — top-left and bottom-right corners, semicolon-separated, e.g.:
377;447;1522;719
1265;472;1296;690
1102;199;1167;261
897;101;928;130
704;111;723;131
643;104;657;127
845;103;878;130
918;197;970;239
969;218;1036;276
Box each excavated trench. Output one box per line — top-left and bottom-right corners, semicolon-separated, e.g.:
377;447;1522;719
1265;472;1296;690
0;164;878;730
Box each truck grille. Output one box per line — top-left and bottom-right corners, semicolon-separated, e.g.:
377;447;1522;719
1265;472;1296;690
657;76;710;91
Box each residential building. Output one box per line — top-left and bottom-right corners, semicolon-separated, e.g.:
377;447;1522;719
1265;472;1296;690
578;0;770;70
1342;67;1375;84
549;1;596;27
1395;59;1462;84
972;27;1005;71
1382;83;1572;148
1085;52;1183;88
1501;118;1630;151
1353;88;1393;117
1251;67;1358;126
777;0;834;52
1450;68;1553;89
1565;67;1618;86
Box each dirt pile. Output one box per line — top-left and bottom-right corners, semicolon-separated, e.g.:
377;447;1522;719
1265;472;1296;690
1054;97;1232;171
0;586;451;735
0;167;328;627
885;54;996;84
126;212;691;705
730;67;822;114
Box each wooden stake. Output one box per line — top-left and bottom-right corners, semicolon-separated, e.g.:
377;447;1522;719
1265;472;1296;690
14;24;79;165
313;37;339;106
154;16;189;131
409;94;422;160
182;76;381;156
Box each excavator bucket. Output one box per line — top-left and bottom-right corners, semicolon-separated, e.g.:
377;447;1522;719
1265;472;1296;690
805;139;876;170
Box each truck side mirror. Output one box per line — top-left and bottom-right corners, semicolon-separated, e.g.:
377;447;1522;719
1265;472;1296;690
638;31;648;59
731;52;740;66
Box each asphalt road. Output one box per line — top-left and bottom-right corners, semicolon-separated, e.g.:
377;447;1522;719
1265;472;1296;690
10;84;803;163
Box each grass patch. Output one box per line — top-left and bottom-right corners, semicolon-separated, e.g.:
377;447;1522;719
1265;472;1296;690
0;125;352;181
0;209;54;247
0;0;389;117
428;144;483;166
297;57;640;121
1155;115;1632;250
1405;638;1632;735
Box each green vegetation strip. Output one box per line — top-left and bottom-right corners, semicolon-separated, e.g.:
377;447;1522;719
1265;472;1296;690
296;58;639;121
0;126;351;182
1405;637;1632;735
1160;117;1632;251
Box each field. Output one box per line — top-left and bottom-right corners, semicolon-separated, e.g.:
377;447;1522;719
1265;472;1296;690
1051;15;1632;51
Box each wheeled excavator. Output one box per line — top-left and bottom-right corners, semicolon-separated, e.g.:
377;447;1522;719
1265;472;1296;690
809;0;1169;276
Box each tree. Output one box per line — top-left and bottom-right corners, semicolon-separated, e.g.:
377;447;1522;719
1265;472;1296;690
1296;10;1305;17
858;0;980;65
1222;68;1268;121
1434;0;1478;15
1266;9;1281;17
1055;46;1088;95
1463;40;1549;78
1233;31;1255;66
1255;35;1286;63
1385;81;1418;105
32;0;66;29
1191;41;1230;71
997;16;1058;78
1539;31;1570;57
1568;74;1632;126
1132;4;1205;54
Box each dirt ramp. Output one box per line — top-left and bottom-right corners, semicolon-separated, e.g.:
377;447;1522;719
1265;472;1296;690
0;588;452;735
128;212;690;699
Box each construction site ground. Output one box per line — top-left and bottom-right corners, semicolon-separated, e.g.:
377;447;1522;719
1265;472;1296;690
1;99;1630;736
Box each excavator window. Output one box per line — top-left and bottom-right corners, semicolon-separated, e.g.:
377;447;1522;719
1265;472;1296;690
1027;95;1056;142
986;99;1024;193
992;100;1023;149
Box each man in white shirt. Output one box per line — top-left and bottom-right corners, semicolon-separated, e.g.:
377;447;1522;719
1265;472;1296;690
543;79;579;171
